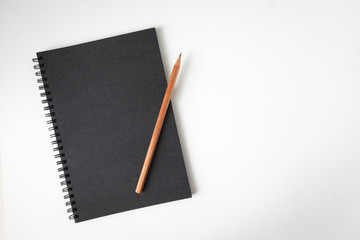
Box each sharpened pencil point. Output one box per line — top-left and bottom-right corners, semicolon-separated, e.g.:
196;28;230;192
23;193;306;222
179;53;182;57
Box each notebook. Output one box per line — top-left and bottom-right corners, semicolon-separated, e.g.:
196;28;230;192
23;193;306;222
33;28;191;223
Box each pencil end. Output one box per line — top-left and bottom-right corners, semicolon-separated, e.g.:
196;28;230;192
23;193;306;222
135;184;142;194
179;52;182;57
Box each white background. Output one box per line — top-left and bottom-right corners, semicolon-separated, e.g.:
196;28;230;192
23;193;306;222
1;0;360;239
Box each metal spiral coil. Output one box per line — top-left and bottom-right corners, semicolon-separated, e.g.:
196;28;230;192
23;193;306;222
33;57;79;221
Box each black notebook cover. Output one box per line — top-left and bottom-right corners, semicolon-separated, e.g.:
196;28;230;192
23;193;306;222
34;28;191;223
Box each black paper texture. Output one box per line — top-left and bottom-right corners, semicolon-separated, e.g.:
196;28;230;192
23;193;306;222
36;28;191;223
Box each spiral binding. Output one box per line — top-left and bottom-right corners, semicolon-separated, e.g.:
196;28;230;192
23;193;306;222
33;57;79;221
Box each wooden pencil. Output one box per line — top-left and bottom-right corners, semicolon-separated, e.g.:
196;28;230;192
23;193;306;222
135;54;182;194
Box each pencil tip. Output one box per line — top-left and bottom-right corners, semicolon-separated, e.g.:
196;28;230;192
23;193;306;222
179;53;182;57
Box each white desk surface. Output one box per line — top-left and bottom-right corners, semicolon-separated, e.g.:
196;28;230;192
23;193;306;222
1;0;360;239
